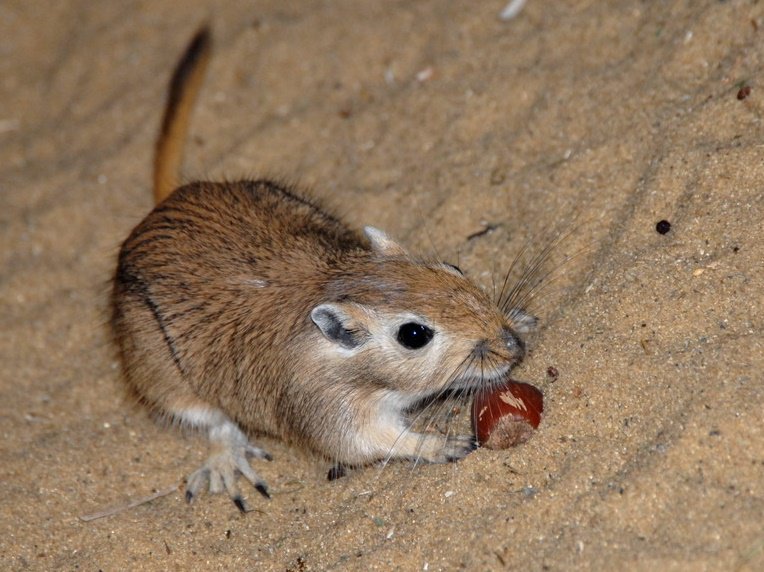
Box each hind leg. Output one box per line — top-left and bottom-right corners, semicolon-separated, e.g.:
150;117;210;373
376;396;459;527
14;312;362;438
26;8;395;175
113;292;271;512
175;404;272;512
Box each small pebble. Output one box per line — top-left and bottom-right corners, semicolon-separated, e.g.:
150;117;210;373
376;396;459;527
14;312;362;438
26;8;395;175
656;220;671;234
737;85;752;100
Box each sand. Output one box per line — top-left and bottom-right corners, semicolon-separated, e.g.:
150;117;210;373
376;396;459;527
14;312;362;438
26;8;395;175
2;1;762;570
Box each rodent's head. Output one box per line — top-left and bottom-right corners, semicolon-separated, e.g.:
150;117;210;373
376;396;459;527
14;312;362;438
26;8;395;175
309;227;537;401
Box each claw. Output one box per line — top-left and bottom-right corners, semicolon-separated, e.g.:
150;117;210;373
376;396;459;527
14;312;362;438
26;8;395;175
327;464;347;481
233;496;247;513
424;434;476;464
255;483;270;499
183;420;271;510
245;444;273;461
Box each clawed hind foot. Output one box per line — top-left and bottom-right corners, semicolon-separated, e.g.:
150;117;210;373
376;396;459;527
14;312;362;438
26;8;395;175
184;421;272;513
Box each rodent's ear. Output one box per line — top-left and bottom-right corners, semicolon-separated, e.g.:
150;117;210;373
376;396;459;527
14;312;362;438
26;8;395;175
364;226;408;257
311;303;367;350
507;308;538;335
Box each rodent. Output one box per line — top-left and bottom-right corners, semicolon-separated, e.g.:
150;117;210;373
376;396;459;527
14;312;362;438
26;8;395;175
111;26;537;512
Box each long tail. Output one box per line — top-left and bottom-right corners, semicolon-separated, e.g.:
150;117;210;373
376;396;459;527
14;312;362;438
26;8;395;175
153;26;212;204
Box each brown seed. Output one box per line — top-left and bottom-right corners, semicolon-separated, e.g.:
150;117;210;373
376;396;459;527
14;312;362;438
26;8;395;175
546;366;559;382
737;85;752;100
472;380;544;449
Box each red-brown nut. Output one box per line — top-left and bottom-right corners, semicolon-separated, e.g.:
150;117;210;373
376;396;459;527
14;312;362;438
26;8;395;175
471;380;544;449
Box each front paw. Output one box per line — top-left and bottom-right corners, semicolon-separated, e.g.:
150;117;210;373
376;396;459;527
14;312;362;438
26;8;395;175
418;434;477;464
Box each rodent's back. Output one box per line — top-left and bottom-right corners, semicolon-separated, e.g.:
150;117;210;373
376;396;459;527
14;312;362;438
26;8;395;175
112;179;368;437
126;179;366;273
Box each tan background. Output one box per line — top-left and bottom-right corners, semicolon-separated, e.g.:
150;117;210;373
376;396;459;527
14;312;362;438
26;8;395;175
2;1;763;570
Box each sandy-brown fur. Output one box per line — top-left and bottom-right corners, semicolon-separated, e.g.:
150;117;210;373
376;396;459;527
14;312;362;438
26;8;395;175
112;178;529;463
114;180;364;433
111;26;535;493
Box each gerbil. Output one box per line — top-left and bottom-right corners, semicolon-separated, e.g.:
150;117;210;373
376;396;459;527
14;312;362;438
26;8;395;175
111;27;537;511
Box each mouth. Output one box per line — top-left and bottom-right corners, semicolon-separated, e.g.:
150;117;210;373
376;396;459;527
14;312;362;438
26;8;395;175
406;363;516;411
407;366;515;414
448;363;513;393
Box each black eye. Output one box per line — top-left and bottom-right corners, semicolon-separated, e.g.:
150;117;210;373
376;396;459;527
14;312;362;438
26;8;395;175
396;322;434;350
